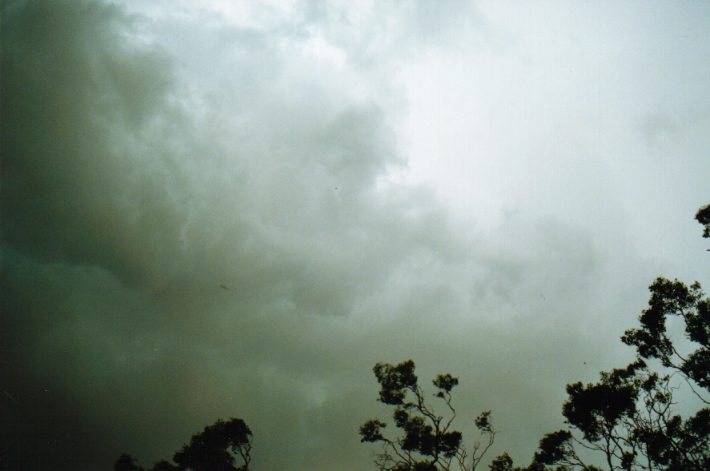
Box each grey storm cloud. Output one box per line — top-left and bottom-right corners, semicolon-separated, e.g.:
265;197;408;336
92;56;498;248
2;1;708;470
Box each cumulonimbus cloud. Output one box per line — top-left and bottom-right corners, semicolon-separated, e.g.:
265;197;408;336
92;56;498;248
3;1;708;470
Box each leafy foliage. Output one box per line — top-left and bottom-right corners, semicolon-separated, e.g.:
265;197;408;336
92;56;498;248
483;205;710;470
488;452;514;471
360;360;496;471
621;277;709;393
525;277;709;470
174;419;252;471
696;204;710;240
519;205;710;471
114;418;252;471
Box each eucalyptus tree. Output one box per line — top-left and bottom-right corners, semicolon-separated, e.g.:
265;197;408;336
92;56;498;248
518;205;710;471
114;418;252;471
360;360;497;471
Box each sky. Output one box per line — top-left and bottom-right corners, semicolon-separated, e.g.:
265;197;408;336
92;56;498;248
1;0;708;469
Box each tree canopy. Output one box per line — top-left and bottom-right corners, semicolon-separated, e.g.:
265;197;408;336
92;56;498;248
507;203;710;470
359;360;497;470
525;276;709;470
695;204;710;240
114;418;252;471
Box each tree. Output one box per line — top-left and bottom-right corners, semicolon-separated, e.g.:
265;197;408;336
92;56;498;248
518;205;710;470
114;454;145;471
173;418;252;471
114;418;252;471
488;452;515;471
360;360;497;470
621;277;709;400
695;204;710;240
527;290;708;470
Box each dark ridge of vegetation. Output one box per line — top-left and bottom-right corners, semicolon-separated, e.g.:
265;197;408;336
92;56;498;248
114;419;251;471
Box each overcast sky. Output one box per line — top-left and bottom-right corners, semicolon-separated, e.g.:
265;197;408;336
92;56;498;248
2;1;709;470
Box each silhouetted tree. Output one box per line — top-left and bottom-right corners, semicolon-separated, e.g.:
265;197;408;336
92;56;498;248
173;418;252;471
360;360;497;470
696;204;710;240
114;454;145;471
488;452;514;471
621;277;709;399
114;418;252;471
528;344;708;469
507;205;710;470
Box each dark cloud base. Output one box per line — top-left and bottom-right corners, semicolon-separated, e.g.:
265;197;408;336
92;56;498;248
4;1;702;470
